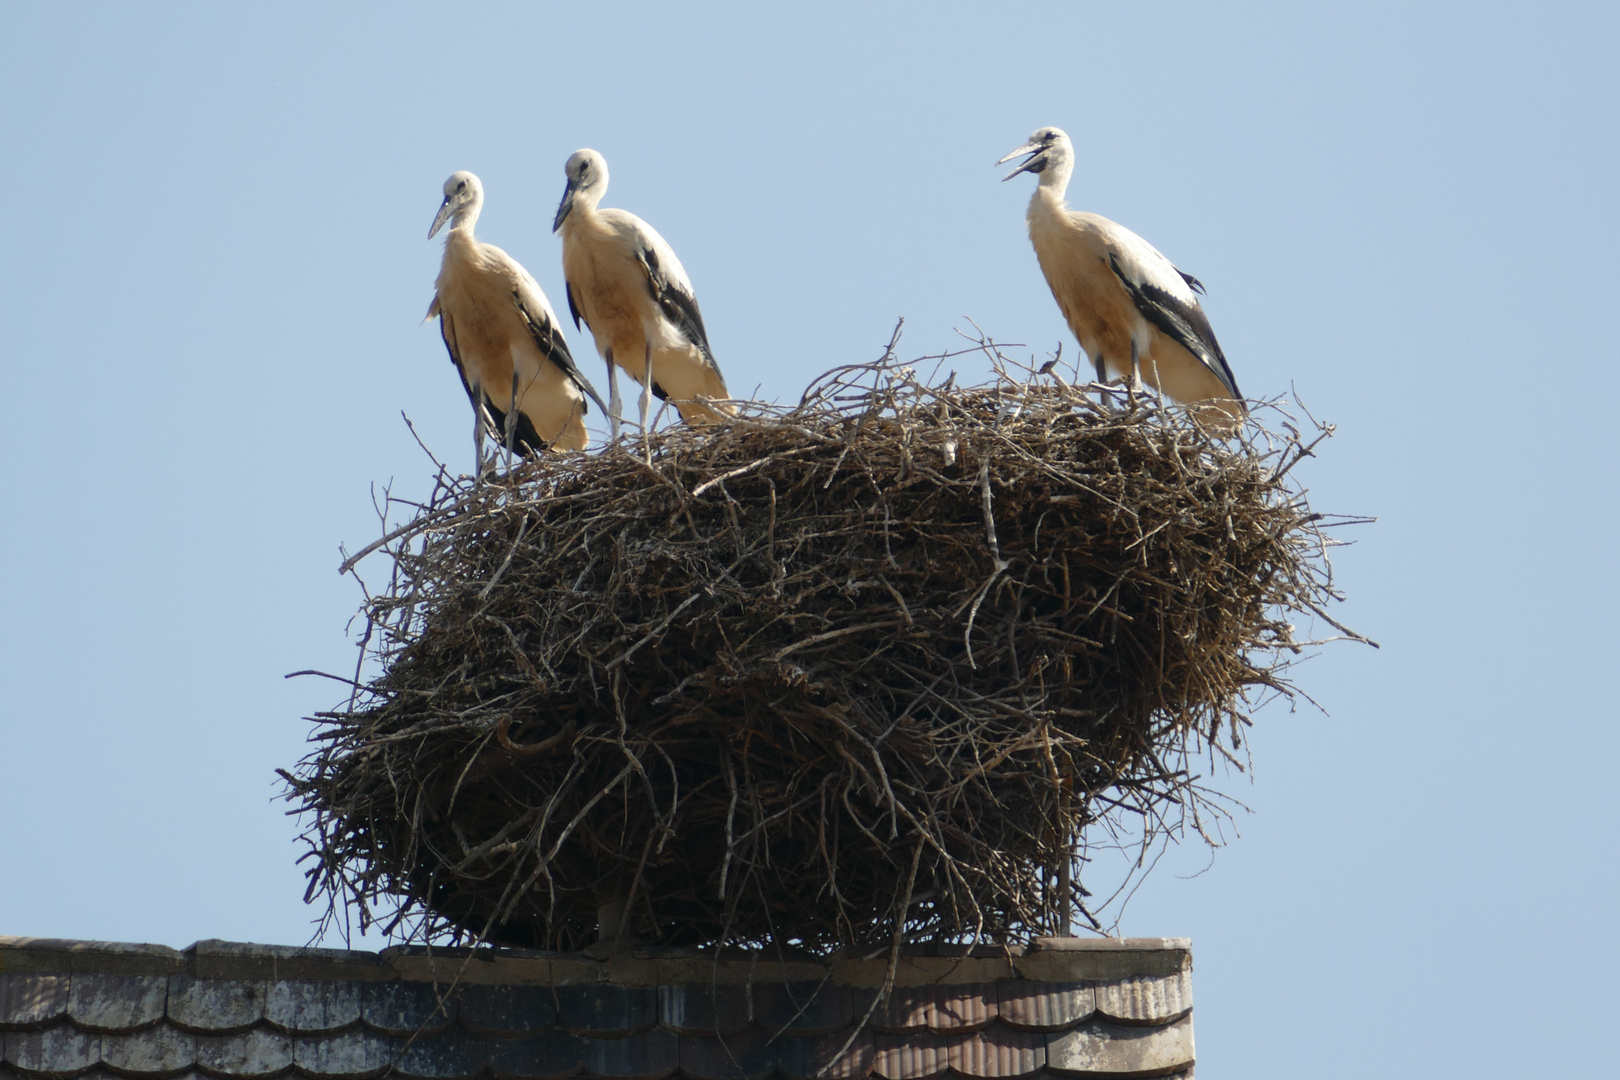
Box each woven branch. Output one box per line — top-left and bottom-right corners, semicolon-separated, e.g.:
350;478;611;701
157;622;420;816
283;352;1359;953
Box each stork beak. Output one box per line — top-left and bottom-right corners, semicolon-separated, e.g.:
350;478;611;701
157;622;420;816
997;142;1043;181
428;195;456;239
552;180;577;232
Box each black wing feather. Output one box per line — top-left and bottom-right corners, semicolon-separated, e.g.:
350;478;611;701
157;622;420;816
637;243;719;371
565;281;586;332
512;288;609;416
481;397;546;455
439;309;546;454
1176;268;1206;295
1109;254;1242;399
438;310;476;402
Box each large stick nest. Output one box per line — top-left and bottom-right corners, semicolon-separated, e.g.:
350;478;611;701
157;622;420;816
284;355;1358;953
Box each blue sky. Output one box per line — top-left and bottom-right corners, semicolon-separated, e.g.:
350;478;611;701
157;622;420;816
2;3;1616;1076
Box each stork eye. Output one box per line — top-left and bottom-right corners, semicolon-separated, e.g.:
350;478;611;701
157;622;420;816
456;181;466;191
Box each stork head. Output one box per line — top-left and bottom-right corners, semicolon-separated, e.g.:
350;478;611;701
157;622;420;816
997;127;1071;182
429;171;483;239
553;149;608;232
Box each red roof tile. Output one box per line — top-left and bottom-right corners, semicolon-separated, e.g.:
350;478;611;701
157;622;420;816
944;1027;1046;1078
994;980;1093;1033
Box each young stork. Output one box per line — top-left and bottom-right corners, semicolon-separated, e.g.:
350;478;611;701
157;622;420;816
427;171;606;470
998;127;1244;431
552;149;732;437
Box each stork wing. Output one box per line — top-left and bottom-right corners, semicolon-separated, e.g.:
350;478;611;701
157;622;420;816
435;307;478;404
511;276;609;416
633;225;720;372
565;280;587;332
437;304;533;447
1108;253;1242;400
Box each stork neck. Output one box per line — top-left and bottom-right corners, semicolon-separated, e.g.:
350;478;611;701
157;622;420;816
572;186;604;219
450;197;483;237
1030;181;1070;220
1036;151;1073;202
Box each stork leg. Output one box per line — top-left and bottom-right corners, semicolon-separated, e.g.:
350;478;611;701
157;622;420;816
640;343;654;436
1130;339;1145;395
605;350;622;442
505;371;521;466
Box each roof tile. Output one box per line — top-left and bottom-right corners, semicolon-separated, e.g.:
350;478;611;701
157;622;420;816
4;1023;101;1077
994;982;1093;1033
165;980;264;1036
486;1030;586;1080
1044;1015;1194;1077
292;1028;399;1080
677;1029;779;1080
100;1025;196;1076
871;985;995;1035
658;986;750;1037
924;985;995;1033
264;980;359;1036
67;976;167;1036
0;938;1195;1080
869;989;928;1036
945;1027;1046;1078
872;1032;946;1080
393;1028;487;1080
580;1029;678;1080
0;976;71;1031
194;1029;294;1078
358;982;455;1037
556;987;656;1038
1092;973;1191;1026
775;1030;873;1080
459;985;558;1037
753;982;850;1036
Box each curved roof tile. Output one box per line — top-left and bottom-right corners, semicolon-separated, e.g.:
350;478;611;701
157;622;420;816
0;937;1193;1080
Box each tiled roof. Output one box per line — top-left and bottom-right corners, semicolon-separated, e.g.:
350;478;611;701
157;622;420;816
0;937;1192;1080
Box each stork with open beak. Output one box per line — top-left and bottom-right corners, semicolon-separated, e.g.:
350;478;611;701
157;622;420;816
999;127;1244;432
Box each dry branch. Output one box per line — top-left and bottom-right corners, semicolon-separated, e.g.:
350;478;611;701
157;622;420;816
284;353;1361;952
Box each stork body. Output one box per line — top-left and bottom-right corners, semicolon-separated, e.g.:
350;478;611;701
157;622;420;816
428;171;604;469
999;128;1243;430
553;149;732;437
